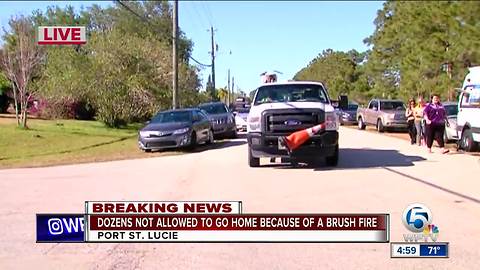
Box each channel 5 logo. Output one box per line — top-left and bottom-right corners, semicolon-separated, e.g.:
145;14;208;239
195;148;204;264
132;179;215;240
402;203;439;242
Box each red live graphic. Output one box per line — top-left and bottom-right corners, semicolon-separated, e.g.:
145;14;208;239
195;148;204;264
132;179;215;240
89;214;387;231
37;26;86;45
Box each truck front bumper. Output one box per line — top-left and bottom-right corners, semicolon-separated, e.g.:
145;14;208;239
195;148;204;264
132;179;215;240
247;131;338;158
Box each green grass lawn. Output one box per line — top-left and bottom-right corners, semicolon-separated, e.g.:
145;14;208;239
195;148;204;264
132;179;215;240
0;117;182;169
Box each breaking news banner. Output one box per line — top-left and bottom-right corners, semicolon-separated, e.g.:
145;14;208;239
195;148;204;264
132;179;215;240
390;242;449;258
85;214;389;243
36;201;242;243
37;201;389;243
85;201;242;215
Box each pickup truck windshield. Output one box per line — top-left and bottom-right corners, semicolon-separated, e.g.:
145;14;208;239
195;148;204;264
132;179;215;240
380;101;405;110
254;84;328;105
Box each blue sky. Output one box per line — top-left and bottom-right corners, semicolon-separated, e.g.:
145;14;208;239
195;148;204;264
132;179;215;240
0;1;384;92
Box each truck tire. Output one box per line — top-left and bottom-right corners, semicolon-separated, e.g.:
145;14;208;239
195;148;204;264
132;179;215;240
325;144;339;166
377;119;385;133
248;146;260;167
358;117;366;130
460;129;478;152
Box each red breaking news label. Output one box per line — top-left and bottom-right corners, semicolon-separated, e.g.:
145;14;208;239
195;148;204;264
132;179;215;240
88;214;387;231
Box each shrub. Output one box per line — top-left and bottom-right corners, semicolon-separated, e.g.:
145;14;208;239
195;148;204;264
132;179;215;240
0;94;9;113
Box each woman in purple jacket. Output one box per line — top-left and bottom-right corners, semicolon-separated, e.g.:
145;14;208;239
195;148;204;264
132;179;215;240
424;94;449;154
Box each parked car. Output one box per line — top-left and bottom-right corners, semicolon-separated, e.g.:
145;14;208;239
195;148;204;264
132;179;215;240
138;108;213;152
198;102;237;138
457;66;480;152
336;103;358;125
357;99;408;132
443;102;459;142
234;106;249;132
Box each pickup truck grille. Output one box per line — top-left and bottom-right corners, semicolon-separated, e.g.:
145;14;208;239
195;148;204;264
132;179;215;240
263;109;325;135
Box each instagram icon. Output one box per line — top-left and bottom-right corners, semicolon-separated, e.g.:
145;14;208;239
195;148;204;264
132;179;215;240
47;218;64;235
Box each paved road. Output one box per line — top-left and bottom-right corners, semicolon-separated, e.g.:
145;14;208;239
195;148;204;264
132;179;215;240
1;127;479;269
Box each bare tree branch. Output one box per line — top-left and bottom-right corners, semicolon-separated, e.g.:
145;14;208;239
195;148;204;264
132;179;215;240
0;15;44;128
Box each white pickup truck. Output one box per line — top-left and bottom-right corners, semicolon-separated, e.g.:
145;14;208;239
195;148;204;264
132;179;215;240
247;81;339;167
457;66;480;152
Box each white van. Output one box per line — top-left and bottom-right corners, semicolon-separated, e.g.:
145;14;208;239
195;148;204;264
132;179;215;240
457;66;480;152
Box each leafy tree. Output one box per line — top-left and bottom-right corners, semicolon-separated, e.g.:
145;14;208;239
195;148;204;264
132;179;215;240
364;1;480;101
0;71;10;95
25;2;202;126
0;71;11;112
206;74;217;101
295;1;480;104
293;49;362;99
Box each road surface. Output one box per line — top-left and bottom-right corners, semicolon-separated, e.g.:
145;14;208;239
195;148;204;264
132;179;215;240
1;127;479;269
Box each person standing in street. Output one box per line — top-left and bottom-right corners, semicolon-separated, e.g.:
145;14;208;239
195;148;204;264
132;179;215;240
424;94;449;154
405;99;417;144
414;96;426;146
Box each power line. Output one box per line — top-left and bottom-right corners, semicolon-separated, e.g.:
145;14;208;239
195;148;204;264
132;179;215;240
115;0;211;67
115;1;156;29
190;56;211;67
200;1;213;27
200;2;214;27
191;1;211;28
183;3;204;35
182;3;213;67
172;0;178;109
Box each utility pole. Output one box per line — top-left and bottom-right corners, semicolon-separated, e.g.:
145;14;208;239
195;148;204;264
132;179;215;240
227;69;230;105
210;26;216;95
231;76;235;104
445;43;452;101
172;0;179;109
